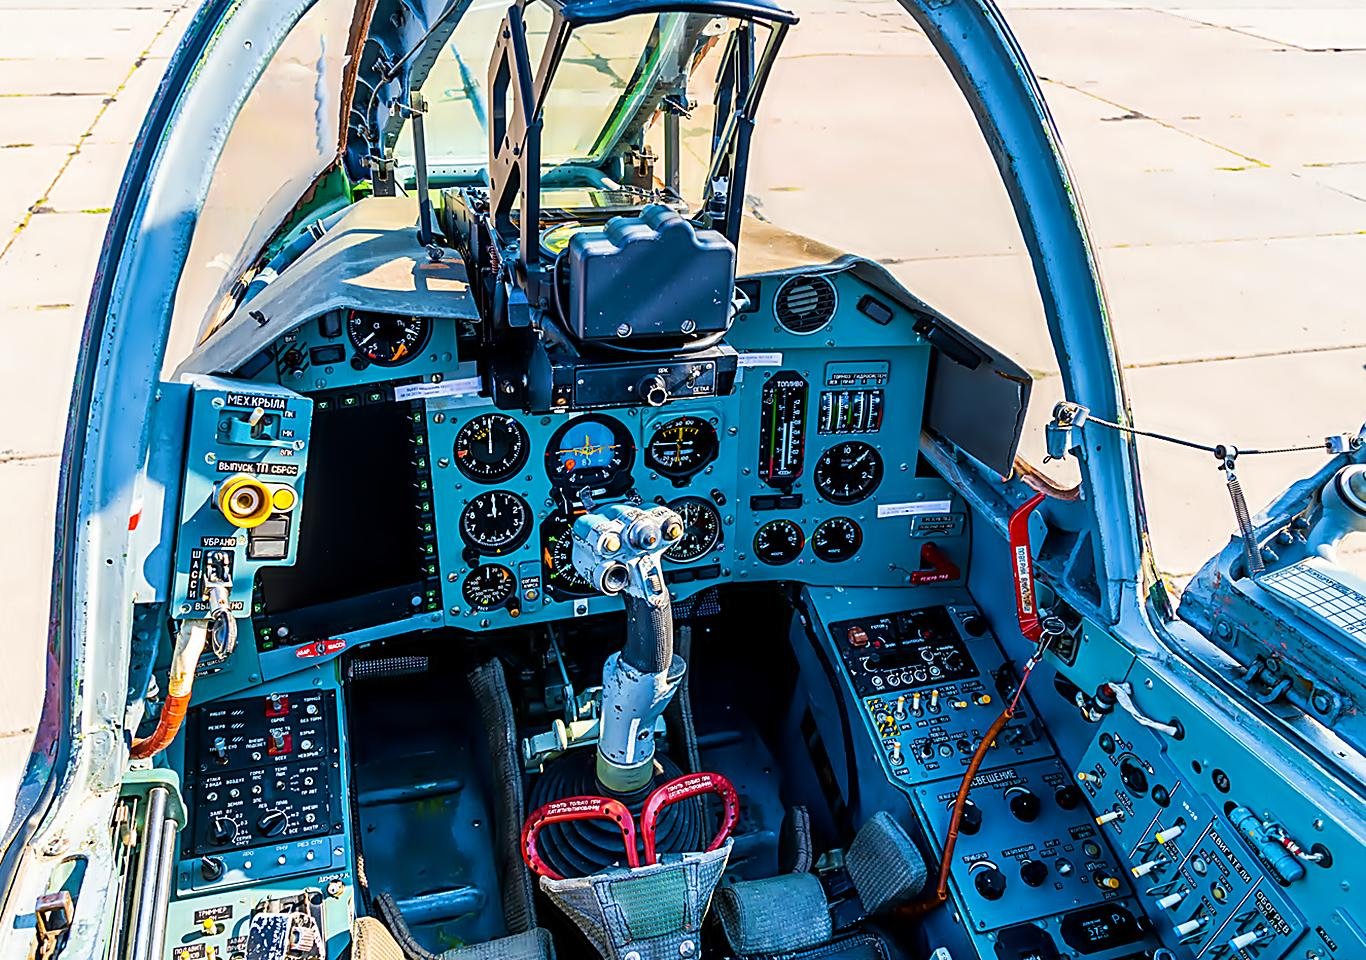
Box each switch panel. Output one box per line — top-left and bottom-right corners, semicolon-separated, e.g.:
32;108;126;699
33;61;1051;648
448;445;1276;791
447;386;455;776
913;758;1139;933
1076;713;1312;960
182;690;343;890
831;603;1052;784
171;376;311;666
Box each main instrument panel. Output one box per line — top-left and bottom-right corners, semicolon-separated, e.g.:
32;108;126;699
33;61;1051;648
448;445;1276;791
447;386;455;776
224;267;969;681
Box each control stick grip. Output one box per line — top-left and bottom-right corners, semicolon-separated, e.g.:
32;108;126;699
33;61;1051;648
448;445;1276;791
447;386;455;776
622;592;674;674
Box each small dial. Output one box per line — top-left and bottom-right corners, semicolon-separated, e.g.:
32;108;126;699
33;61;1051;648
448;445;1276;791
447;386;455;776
346;311;431;366
754;519;804;566
541;511;594;598
462;564;517;610
459;490;532;555
811;516;863;562
813;441;883;505
665;496;722;563
646;416;720;480
545;415;635;493
454;413;529;483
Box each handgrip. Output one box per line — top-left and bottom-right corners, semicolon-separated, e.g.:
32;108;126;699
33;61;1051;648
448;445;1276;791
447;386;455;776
522;796;639;880
1007;493;1047;642
640;772;740;865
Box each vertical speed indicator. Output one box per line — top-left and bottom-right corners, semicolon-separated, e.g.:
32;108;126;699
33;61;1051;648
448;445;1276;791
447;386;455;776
758;371;808;487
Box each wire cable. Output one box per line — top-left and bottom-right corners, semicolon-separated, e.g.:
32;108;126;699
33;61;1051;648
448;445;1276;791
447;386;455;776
1082;413;1325;457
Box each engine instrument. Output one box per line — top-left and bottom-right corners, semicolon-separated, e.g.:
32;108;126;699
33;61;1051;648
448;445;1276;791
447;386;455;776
545;414;635;494
813;440;883;505
346;311;431;367
454;413;530;483
459;490;532;555
758;371;808;487
645;415;720;480
754;518;804;565
664;496;722;563
811;516;862;562
462;563;517;610
541;511;593;598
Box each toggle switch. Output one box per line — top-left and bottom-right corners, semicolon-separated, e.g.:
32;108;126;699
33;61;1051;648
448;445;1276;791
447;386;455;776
888;741;903;766
1157;891;1184;910
894;696;907;721
929;689;941;713
1174;918;1205;938
1155;824;1184;844
1229;929;1268;951
1094;870;1121;890
1132;859;1162;878
1096;809;1124;825
911;691;923;716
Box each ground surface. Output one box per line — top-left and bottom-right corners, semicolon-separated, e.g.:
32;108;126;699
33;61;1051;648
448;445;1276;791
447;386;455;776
0;0;1362;828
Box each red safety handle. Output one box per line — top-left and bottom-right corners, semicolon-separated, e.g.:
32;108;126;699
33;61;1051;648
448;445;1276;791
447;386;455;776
1008;493;1047;642
521;796;639;880
640;772;740;865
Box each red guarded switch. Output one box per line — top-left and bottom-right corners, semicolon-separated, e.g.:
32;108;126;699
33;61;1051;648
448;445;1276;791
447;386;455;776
910;542;960;584
265;693;290;718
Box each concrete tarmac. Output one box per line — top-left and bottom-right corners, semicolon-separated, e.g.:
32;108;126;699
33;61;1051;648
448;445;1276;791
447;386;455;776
0;0;1361;828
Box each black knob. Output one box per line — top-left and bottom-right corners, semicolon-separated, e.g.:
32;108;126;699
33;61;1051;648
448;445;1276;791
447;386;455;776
961;613;987;637
208;816;235;845
637;375;669;407
974;867;1007;901
200;856;226;881
1020;859;1049;888
1055;785;1083;810
257;809;289;838
959;800;983;836
1009;790;1041;822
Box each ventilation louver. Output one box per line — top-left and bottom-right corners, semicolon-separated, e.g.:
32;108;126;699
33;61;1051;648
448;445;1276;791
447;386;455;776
774;274;838;335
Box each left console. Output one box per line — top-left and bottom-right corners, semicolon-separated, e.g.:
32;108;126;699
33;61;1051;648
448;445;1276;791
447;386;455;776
165;684;355;960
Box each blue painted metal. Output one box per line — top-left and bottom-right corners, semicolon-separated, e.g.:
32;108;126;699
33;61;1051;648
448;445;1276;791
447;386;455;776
896;0;1146;626
0;1;324;952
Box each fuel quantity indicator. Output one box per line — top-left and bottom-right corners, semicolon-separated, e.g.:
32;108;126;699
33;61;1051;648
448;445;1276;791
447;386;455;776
758;371;808;487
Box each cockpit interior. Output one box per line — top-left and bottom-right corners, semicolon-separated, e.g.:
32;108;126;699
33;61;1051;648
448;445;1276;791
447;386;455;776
18;1;1364;960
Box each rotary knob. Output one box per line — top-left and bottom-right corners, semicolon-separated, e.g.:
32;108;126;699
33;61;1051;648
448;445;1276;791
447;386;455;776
1020;859;1049;887
257;809;290;839
208;816;236;846
637;375;670;407
1009;789;1041;822
974;867;1007;901
959;799;983;836
1055;785;1083;810
200;856;226;881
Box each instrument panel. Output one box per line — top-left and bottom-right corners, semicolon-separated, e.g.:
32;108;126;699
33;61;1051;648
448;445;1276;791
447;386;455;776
238;267;969;669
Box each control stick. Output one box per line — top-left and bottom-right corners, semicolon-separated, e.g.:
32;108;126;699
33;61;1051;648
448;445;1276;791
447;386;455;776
571;502;686;792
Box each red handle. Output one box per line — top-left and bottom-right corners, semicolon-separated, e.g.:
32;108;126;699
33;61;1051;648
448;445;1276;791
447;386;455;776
909;542;960;584
521;796;639;880
640;772;740;865
1008;493;1047;642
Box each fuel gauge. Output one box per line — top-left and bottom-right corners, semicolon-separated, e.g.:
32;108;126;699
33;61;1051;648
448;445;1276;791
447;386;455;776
758;371;808;487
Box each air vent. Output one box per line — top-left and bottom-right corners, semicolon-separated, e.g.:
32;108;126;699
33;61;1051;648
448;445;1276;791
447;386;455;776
774;274;838;335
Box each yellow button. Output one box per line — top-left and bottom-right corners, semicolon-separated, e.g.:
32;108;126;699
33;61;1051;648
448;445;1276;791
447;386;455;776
271;486;297;511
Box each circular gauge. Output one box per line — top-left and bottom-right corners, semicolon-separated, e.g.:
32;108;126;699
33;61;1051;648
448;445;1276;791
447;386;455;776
645;416;720;480
811;517;863;563
459;490;532;555
454;413;529;483
754;519;804;566
813;441;883;505
665;496;722;563
346;311;431;366
462;564;517;610
541;511;594;598
545;415;635;492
